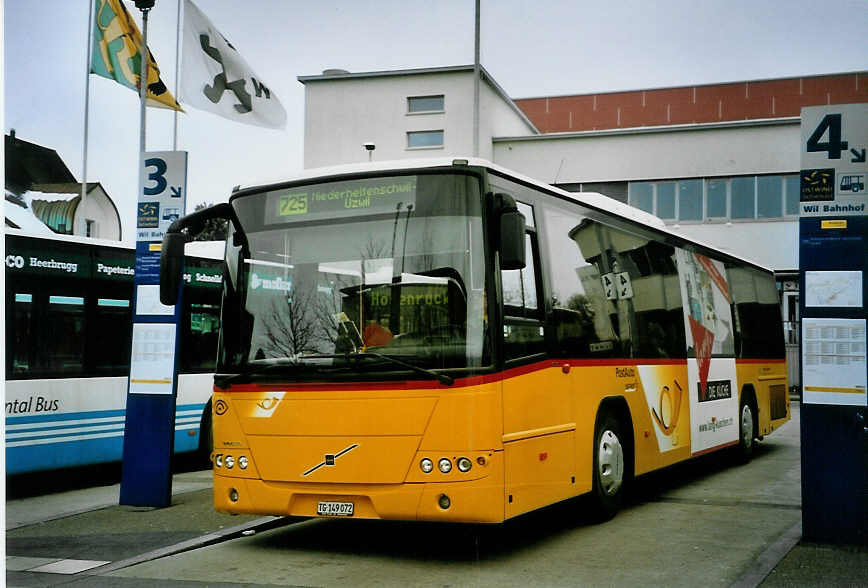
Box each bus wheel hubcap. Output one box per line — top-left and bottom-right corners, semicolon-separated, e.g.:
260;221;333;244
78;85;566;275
741;405;753;447
598;430;624;496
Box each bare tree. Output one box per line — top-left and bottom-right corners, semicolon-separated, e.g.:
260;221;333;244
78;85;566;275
260;287;321;357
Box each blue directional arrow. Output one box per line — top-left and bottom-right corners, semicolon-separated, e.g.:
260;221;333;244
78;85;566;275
851;148;866;163
171;186;183;198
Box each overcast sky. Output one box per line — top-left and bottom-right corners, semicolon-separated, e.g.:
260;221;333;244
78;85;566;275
5;0;867;243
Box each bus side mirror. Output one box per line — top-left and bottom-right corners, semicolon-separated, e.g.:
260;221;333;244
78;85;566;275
500;211;526;270
160;232;186;305
494;191;526;271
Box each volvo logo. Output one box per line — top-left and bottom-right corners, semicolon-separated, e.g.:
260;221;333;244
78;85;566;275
302;444;359;477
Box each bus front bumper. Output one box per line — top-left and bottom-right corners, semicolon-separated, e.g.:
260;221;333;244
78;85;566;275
213;454;505;523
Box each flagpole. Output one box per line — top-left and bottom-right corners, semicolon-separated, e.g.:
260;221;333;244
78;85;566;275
473;0;480;158
172;0;182;151
136;1;153;232
81;0;95;236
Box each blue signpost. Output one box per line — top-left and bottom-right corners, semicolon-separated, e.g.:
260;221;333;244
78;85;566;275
120;151;188;507
798;105;867;545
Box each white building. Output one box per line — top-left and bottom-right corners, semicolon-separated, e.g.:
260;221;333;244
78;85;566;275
299;66;537;168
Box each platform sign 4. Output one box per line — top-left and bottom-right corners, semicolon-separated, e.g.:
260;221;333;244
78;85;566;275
137;151;188;242
800;104;867;217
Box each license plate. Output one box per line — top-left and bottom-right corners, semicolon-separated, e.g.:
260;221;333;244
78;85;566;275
317;501;354;516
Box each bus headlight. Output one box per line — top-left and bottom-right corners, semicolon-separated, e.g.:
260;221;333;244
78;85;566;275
238;456;248;470
225;455;235;469
457;457;472;472
420;458;434;473
215;454;224;468
438;458;452;474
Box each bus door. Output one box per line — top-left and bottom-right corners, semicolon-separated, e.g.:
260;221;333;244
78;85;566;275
500;203;576;518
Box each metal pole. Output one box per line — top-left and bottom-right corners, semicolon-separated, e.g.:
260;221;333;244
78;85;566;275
173;0;182;151
138;4;151;230
473;0;480;158
81;0;95;236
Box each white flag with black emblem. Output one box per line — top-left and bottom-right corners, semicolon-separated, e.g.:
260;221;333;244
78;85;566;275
181;0;286;129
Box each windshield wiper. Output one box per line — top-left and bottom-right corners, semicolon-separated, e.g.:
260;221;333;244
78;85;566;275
356;352;454;386
294;352;454;386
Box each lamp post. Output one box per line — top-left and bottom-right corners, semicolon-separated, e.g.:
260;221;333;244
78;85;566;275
134;0;155;198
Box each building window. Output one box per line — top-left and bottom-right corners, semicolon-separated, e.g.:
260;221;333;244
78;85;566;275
657;183;676;220
730;177;756;219
629;174;798;223
678;179;703;221
706;179;727;218
757;175;782;218
631;182;653;214
407;95;444;113
407;130;444;149
784;176;800;216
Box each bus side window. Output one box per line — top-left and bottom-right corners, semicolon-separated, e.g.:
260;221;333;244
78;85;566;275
92;289;132;375
502;232;546;361
9;290;35;376
726;265;785;359
45;291;87;375
544;208;620;358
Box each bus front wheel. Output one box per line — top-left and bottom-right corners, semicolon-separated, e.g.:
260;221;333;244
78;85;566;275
590;412;626;520
735;399;756;463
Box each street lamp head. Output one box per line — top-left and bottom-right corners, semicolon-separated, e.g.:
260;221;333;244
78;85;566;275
133;0;156;10
363;142;376;152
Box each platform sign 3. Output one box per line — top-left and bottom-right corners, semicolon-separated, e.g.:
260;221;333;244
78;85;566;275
137;151;189;242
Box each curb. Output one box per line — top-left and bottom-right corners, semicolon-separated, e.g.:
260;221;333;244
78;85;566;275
82;516;297;576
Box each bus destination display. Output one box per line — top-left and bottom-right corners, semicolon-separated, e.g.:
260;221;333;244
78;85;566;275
266;177;417;224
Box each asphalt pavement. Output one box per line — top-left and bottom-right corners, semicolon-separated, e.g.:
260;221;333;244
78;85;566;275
5;404;867;587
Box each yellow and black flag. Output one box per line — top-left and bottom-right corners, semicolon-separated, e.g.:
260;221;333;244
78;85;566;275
91;0;182;111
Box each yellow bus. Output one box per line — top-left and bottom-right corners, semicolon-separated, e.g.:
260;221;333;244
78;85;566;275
160;158;789;523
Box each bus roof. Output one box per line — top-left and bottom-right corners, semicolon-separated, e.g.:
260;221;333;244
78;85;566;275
233;157;774;274
5;228;224;261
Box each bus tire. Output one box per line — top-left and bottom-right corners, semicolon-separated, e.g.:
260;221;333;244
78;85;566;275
735;398;756;464
590;412;626;521
198;400;214;466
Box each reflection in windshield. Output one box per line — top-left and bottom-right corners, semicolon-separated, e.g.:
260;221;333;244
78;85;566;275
222;174;488;376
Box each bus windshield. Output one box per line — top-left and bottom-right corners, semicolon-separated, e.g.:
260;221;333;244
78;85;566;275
220;172;488;379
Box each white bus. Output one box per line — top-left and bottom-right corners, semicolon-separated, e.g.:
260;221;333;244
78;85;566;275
5;231;223;474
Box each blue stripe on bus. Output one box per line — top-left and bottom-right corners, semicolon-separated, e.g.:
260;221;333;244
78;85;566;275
6;427;203;474
6;409;127;425
174;428;201;454
6;436;125;474
176;403;207;412
8;421;124;435
6;403;207;427
9;428;125;443
9;415;203;435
